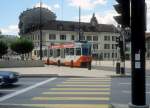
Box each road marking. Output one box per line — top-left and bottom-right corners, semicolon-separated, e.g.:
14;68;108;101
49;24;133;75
119;83;130;85
0;78;57;102
24;104;110;108
66;80;111;82
69;78;111;80
119;83;150;86
32;97;110;101
50;88;110;91
42;92;110;95
62;82;111;84
122;90;150;94
56;84;110;87
0;90;17;92
0;104;110;108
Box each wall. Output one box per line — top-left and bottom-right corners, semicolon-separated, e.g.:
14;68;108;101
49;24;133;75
0;60;44;68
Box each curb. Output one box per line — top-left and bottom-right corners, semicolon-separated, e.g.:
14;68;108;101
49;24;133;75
111;104;128;108
20;74;94;78
111;75;131;78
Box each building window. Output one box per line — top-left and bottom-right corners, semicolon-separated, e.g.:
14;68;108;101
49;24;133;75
104;36;110;41
112;44;116;49
81;36;85;40
87;36;92;41
112;53;114;58
104;44;110;49
93;36;98;41
60;35;66;40
104;53;110;58
71;35;75;40
93;44;98;49
38;35;40;40
49;34;56;40
112;36;116;41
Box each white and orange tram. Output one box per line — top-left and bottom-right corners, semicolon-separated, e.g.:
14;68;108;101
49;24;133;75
44;41;92;67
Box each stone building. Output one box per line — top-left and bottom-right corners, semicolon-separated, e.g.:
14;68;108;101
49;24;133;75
20;7;120;60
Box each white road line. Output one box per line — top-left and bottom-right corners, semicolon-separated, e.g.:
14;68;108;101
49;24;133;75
122;90;150;94
119;83;150;86
0;78;57;102
0;90;17;92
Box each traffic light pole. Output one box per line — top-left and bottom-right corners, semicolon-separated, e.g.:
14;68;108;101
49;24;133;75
129;0;149;107
120;30;125;75
39;1;43;60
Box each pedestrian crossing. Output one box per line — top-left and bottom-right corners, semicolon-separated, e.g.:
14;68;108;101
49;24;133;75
23;77;112;108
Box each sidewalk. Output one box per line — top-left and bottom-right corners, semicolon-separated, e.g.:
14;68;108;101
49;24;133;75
92;60;150;70
0;65;116;77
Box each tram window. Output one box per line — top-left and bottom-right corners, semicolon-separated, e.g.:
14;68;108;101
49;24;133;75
61;49;65;58
70;48;74;55
82;48;89;56
76;48;81;55
65;48;69;55
37;50;39;57
49;49;53;57
53;49;57;58
57;49;60;57
44;50;47;57
34;50;36;55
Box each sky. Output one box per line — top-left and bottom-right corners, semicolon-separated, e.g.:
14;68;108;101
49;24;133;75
0;0;150;35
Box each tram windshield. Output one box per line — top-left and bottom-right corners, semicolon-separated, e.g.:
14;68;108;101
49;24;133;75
82;47;91;56
76;48;81;55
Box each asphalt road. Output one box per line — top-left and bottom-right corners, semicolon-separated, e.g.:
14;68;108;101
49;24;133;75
0;77;112;108
111;77;150;105
0;76;149;108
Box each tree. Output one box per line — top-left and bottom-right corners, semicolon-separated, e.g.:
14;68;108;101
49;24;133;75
0;41;8;58
10;38;34;55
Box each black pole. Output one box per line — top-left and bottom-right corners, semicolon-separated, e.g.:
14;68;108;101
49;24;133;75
39;1;43;60
79;6;81;41
120;33;125;75
130;0;148;107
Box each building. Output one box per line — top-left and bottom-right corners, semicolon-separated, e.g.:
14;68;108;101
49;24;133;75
20;7;120;60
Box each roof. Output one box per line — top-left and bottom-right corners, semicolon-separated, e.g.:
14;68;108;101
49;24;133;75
25;20;119;34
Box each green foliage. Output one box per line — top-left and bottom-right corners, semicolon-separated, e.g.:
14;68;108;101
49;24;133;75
10;38;34;54
0;41;8;58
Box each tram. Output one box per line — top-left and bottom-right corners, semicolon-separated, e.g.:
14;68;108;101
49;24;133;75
44;41;92;67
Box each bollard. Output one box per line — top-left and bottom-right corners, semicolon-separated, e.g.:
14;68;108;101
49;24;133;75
58;60;60;67
70;60;73;68
47;58;50;65
116;62;120;74
88;61;91;70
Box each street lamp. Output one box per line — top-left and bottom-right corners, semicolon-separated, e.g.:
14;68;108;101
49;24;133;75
39;0;43;60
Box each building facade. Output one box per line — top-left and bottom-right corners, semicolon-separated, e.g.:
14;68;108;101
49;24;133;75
20;9;120;60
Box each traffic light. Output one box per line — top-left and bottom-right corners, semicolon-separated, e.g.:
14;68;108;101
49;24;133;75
114;0;130;28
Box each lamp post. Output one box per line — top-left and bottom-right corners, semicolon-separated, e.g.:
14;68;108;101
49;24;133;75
39;0;43;60
129;0;149;107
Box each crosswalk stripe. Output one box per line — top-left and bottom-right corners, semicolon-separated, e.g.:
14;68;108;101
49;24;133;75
66;80;111;82
32;97;110;101
42;92;110;95
23;104;110;108
50;88;110;91
69;78;111;80
62;82;111;84
56;84;110;87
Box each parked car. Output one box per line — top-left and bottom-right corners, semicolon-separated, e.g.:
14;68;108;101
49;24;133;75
0;71;20;85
